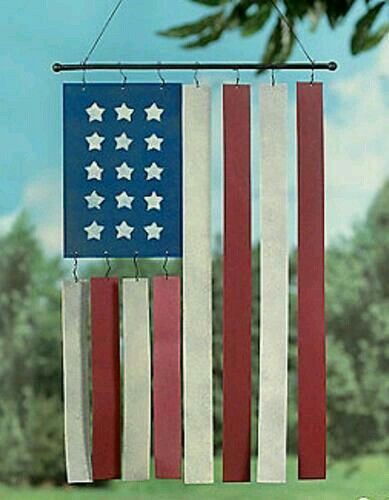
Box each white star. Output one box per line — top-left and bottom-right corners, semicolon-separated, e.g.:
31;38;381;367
86;132;105;151
116;162;134;180
144;191;163;211
115;132;133;150
145;162;164;181
145;133;163;151
85;161;103;181
116;191;134;209
86;102;105;122
115;103;134;122
144;102;164;121
84;190;105;209
84;221;104;240
144;222;163;240
116;221;134;240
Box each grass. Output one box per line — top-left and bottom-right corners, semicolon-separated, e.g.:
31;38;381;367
0;455;388;500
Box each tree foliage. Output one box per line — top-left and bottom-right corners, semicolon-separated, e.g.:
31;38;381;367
159;0;389;63
0;214;64;484
0;180;388;483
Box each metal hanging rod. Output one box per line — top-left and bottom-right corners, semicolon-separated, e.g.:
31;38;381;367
52;61;337;73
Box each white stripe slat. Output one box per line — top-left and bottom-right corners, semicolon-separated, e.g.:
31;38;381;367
122;278;151;481
62;280;92;484
257;84;289;483
182;85;214;484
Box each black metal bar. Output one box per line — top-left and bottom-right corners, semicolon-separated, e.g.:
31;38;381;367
52;61;338;73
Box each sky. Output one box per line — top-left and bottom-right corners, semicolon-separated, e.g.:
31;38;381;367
0;0;388;257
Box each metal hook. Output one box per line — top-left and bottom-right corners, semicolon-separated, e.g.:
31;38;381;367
157;63;166;88
310;63;315;85
235;68;240;86
104;250;111;278
162;251;169;280
119;65;127;89
72;252;79;283
193;63;200;88
81;61;87;91
133;251;140;281
271;68;276;87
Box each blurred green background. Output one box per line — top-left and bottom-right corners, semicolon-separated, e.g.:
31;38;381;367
0;180;388;498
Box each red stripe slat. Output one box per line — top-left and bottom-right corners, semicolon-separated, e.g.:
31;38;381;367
297;82;326;480
153;276;182;479
91;277;121;480
222;84;252;482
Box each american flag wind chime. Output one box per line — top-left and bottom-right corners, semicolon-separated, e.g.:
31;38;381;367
55;8;337;487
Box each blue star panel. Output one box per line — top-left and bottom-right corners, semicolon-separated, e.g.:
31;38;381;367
63;83;182;258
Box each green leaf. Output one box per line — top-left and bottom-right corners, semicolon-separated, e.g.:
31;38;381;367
158;11;224;38
307;3;324;32
240;4;272;36
182;18;227;47
261;18;295;66
326;0;356;28
351;2;388;54
191;0;230;6
352;22;389;53
182;31;222;47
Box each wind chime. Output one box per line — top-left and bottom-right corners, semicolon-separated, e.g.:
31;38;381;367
54;0;337;486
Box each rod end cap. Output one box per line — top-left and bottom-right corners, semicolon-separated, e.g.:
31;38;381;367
52;63;62;73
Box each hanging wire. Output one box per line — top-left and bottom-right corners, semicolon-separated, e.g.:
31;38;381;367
72;252;79;283
271;68;276;86
133;251;140;281
162;251;169;280
268;0;315;67
82;0;127;65
104;251;112;278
